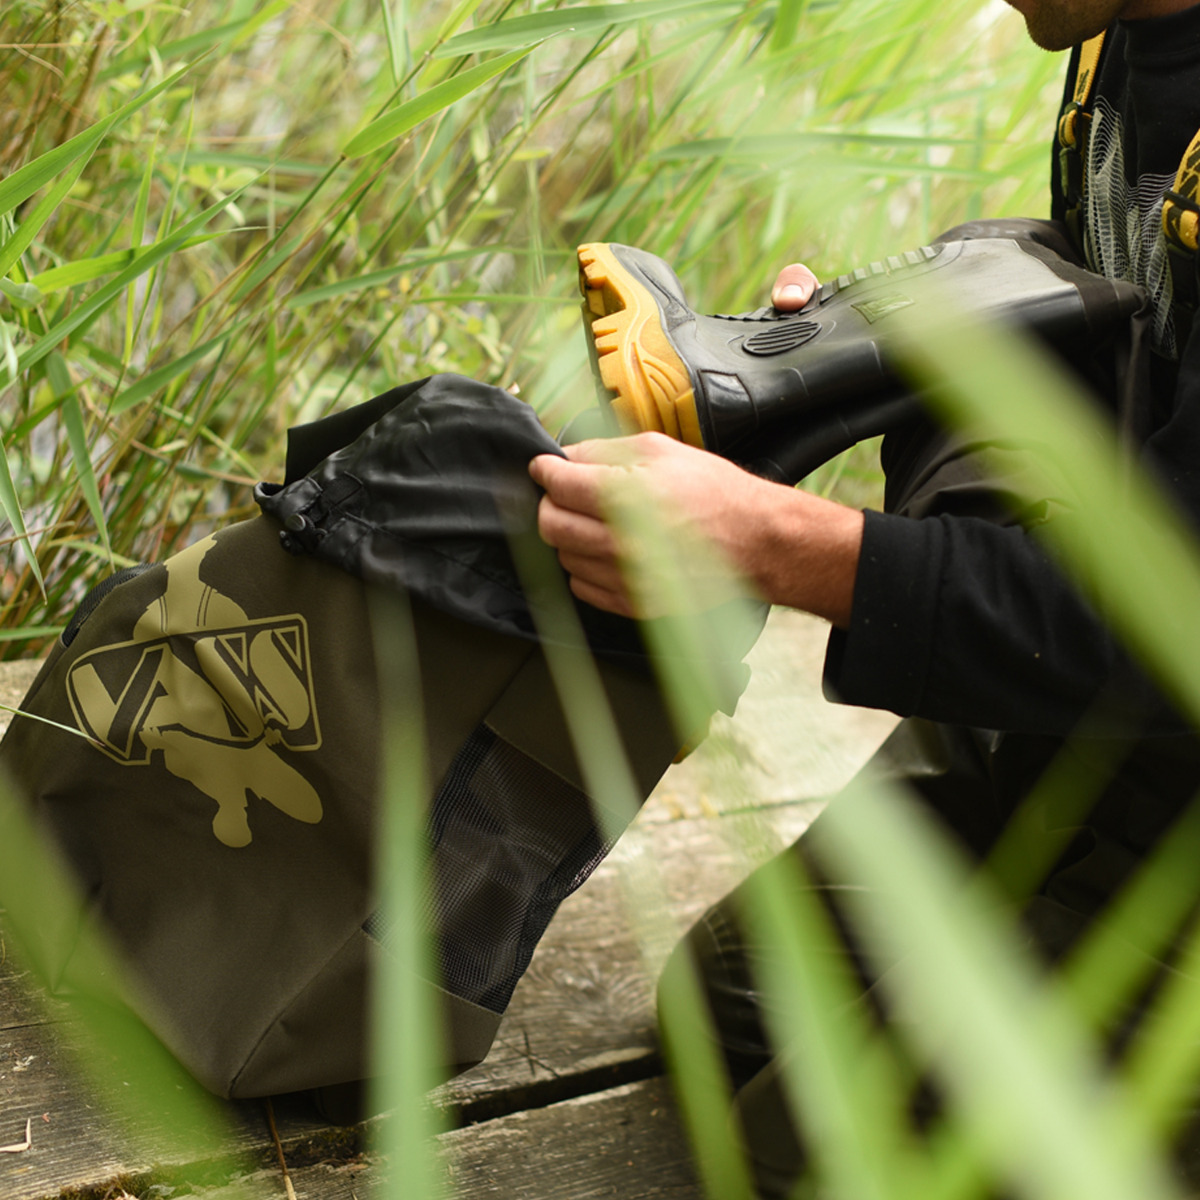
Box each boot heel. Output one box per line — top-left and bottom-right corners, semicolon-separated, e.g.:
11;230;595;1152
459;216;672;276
577;243;701;445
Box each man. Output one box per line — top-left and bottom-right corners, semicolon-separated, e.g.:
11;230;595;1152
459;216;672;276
529;0;1200;1193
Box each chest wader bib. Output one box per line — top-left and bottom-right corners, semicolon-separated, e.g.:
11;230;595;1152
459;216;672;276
0;374;762;1111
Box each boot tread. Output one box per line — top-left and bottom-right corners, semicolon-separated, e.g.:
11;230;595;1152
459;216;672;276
577;242;701;446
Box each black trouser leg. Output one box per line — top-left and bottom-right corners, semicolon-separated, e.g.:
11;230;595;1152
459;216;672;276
659;421;1049;1195
659;714;1013;1196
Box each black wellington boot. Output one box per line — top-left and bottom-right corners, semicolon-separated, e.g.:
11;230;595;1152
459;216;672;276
576;232;1147;483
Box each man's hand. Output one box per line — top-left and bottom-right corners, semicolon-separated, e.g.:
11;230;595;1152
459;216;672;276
530;434;761;618
529;433;864;627
771;262;820;310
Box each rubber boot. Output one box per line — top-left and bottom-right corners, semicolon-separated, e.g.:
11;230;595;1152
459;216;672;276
576;236;1147;483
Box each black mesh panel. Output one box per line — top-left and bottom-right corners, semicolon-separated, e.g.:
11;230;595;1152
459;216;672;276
366;723;614;1014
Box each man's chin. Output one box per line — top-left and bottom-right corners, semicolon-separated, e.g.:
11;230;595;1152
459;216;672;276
1024;23;1085;50
1003;0;1118;52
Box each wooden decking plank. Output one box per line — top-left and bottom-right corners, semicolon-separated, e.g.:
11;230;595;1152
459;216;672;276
0;954;61;1033
0;1000;369;1200
189;1077;704;1200
0;1013;182;1200
162;1155;377;1200
441;1076;701;1200
1;1074;703;1200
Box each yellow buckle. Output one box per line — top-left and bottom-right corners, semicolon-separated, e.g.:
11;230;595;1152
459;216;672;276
1057;108;1078;151
1165;199;1200;253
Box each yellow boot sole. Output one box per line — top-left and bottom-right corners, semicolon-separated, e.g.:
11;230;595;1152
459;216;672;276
577;243;704;447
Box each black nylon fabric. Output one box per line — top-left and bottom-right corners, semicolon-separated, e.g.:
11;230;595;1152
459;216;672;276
254;373;764;678
255;374;567;643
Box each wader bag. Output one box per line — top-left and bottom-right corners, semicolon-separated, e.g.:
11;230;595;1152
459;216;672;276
0;374;760;1102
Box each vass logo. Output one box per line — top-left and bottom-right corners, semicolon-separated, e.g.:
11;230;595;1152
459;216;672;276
66;533;323;849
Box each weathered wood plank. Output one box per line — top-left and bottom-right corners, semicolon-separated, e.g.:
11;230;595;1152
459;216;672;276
0;999;368;1200
181;1077;701;1200
0;1070;703;1200
0;1014;220;1200
441;1077;701;1200
0;951;63;1033
160;1155;377;1200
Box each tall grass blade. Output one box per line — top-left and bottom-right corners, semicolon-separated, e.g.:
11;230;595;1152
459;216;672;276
654;130;990;160
606;496;929;1198
0;278;38;307
381;0;410;85
896;306;1200;728
888;299;1200;1187
769;0;806;51
654;951;759;1200
286;246;524;307
46;352;111;564
163;150;341;177
12;187;249;382
0;154;92;283
427;0;491;51
0;702;96;740
1123;907;1200;1135
738;849;927;1200
369;592;446;1200
507;524;757;1200
109;323;247;416
438;0;744;55
98;15;275;79
228;0;294;48
0;432;43;596
28;236;223;295
0;625;63;644
229;231;307;304
343;44;543;159
820;777;1181;1200
124;135;159;366
1063;804;1200;1038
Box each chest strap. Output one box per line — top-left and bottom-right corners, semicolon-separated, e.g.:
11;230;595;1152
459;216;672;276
1163;129;1200;348
1057;32;1107;246
1163;131;1200;253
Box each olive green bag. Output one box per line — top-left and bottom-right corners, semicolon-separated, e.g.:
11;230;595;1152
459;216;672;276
0;376;759;1105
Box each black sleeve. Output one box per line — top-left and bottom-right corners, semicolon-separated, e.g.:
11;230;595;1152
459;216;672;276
822;509;1158;735
823;332;1200;738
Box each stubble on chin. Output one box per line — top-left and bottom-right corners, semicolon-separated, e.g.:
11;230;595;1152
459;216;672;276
1005;0;1123;51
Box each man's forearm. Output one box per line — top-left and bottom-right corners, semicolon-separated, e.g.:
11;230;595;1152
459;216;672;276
737;484;863;629
529;434;864;629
